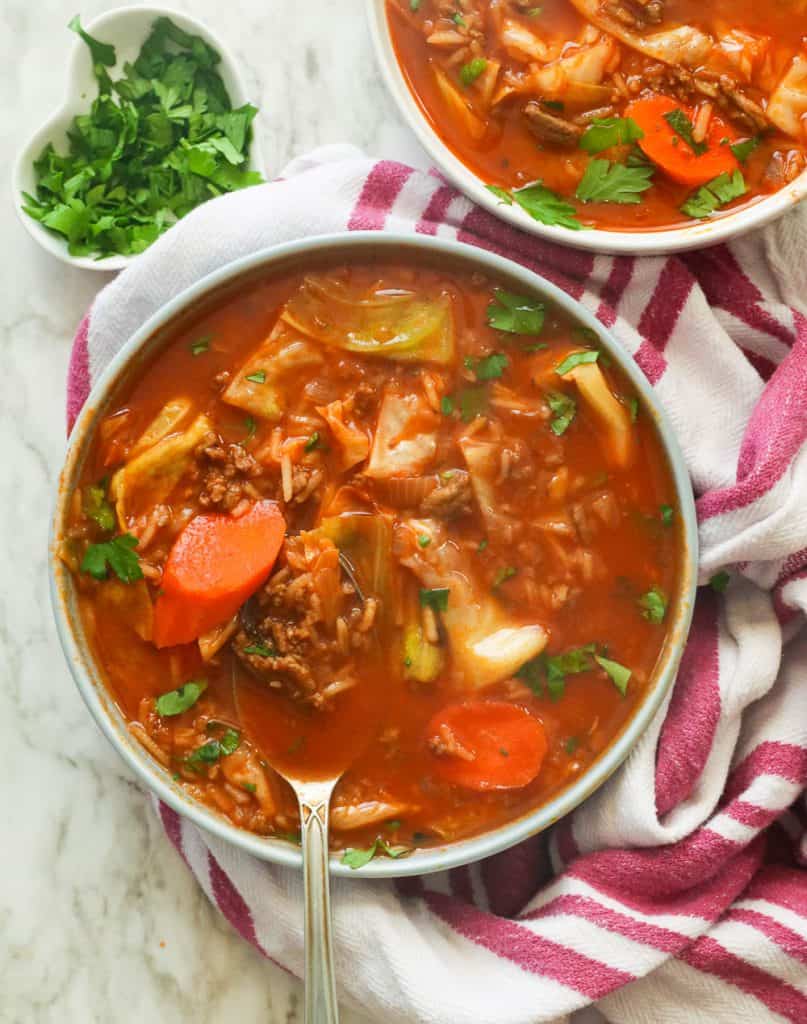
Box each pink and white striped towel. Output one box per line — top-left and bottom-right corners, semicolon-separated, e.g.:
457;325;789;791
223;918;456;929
68;145;807;1024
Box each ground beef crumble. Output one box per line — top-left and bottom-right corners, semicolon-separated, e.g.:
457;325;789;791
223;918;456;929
195;431;263;510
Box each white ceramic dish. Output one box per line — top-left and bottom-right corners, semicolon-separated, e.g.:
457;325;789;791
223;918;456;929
12;5;264;272
50;231;698;878
366;0;807;255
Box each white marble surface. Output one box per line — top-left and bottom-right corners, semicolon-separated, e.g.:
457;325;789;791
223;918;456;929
0;3;606;1022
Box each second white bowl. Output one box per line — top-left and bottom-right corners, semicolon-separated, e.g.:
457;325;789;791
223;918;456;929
12;5;264;272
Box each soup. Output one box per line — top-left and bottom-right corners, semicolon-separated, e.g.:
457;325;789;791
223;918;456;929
386;0;807;231
61;256;681;864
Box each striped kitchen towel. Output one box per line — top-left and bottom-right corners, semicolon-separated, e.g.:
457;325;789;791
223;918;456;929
68;144;807;1024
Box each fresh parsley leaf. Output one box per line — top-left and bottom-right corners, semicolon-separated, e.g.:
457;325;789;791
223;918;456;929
580;117;643;155
410;0;421;8
244;416;257;440
452;12;466;26
555;349;599;376
487;289;545;335
190;336;211;356
546;390;576;436
576;159;654;205
219;728;241;755
517;643;597;700
417;534;431;548
681;170;747;219
186;729;240;767
639;586;667;623
565;736;579;755
458;385;488;422
68;15;116;67
527;5;543;13
242;782;257;794
477;538;488;552
305;431;321;451
512;182;582;231
459;58;487;87
341;838;409;869
493;566;517;588
660;504;674;527
81;533;142;583
83;479;115;533
245;370;266;383
710;571;730;593
524;341;548;353
243;642;276;657
440;395;455;416
594;655;631;695
730;136;761;163
467;352;508;380
420;587;449;613
626;396;639;422
155;680;207;717
485;184;513;205
663;109;707;156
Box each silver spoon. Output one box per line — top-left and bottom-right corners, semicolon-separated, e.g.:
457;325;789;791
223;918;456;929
237;552;367;1024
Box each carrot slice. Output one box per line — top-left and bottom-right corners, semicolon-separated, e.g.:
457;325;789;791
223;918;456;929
153;500;286;648
627;95;739;187
426;702;547;791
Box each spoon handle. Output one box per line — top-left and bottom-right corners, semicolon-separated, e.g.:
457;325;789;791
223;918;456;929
298;781;340;1024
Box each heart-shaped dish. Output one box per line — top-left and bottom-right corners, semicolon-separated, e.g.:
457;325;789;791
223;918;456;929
11;5;264;272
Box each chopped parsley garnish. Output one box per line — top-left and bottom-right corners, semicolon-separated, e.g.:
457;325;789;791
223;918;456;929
244;416;257;440
477;538;489;552
305;431;321;451
524;341;548;353
527;6;543;14
186;728;240;767
155;680;207;717
681;170;747;219
452;12;466;26
410;0;421;9
245;370;266;384
81;533;142;583
626;396;639;422
660;504;674;527
459;58;487;87
517;643;597;700
420;587;450;613
487;288;545;335
555;349;599;376
512;181;582;231
576;158;654;205
458;385;488;422
440;395;455;416
594;655;631;696
341;838;409;869
663;109;707;156
83;479;115;533
242;782;257;794
638;586;667;623
190;336;211;356
710;571;730;593
493;566;517;589
565;736;579;755
417;534;432;548
485;184;513;205
21;16;263;259
580;117;644;155
546;390;576;436
466;352;509;380
730;136;762;163
243;642;276;658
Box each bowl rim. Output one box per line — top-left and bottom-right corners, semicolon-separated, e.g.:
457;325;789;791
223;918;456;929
50;230;699;878
365;0;807;256
11;3;264;272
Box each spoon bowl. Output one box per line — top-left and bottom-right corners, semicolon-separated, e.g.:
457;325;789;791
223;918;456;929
11;5;264;272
